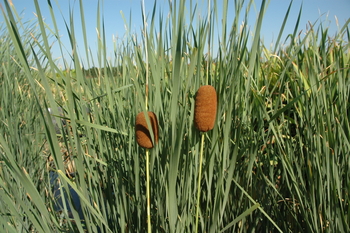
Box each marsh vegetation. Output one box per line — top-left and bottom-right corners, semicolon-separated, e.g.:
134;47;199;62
0;0;349;232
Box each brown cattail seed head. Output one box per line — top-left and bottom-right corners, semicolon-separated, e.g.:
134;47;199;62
194;85;217;132
135;111;159;149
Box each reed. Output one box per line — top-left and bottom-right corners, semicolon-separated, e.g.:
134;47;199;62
194;85;217;232
135;110;159;233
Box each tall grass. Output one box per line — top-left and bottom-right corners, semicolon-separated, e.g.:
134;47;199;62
0;0;349;232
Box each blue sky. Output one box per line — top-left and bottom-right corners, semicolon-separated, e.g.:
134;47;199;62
2;0;349;68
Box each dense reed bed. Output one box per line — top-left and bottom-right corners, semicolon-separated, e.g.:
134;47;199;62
0;0;349;232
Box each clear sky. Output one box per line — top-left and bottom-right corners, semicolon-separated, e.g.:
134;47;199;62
2;0;349;68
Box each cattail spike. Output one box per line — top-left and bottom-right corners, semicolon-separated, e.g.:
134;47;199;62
194;85;217;132
135;111;159;149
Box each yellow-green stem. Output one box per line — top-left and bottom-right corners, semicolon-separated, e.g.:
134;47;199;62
142;1;150;231
146;148;151;233
195;133;205;232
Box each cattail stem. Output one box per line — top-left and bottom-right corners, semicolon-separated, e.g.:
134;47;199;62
141;0;149;111
145;84;149;110
146;148;151;233
195;133;205;233
142;0;151;229
206;0;211;86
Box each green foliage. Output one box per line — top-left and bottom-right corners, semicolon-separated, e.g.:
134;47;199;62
0;0;349;232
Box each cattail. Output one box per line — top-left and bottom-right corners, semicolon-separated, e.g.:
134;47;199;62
194;85;217;132
135;111;159;149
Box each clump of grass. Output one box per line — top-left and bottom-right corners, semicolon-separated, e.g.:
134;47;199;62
1;0;349;232
135;111;159;149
